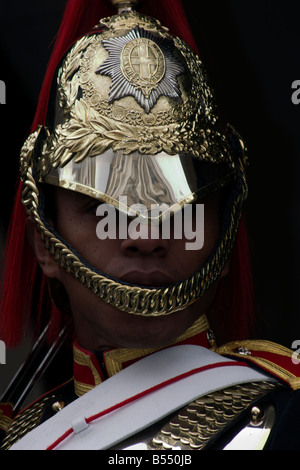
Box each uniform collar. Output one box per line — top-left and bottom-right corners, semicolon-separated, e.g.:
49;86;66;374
73;313;216;397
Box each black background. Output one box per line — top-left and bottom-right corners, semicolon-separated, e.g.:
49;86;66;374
0;0;299;351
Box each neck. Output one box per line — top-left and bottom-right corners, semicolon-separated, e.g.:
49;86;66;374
73;313;216;397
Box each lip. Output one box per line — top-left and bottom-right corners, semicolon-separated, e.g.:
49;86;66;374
120;270;175;287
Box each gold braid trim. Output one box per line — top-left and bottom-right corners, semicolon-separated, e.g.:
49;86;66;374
216;340;300;391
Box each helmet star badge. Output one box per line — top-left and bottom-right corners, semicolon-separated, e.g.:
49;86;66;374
96;26;185;112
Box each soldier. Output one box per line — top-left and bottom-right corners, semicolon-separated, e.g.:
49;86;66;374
1;0;300;450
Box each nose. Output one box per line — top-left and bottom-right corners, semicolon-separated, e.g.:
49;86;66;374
120;223;170;257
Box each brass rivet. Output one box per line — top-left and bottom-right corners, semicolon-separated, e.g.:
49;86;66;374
52;401;65;413
250;406;264;425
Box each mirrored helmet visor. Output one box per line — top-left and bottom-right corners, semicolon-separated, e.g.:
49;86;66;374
42;149;234;221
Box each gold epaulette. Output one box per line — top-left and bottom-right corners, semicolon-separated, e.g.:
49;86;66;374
216;340;300;390
0;395;56;450
0;403;13;435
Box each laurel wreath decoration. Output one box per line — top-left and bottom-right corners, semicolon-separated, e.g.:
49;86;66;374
41;98;229;176
44;100;184;170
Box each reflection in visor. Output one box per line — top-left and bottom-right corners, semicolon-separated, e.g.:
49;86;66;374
43;149;234;219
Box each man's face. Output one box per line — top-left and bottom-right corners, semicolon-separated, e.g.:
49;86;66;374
38;187;227;351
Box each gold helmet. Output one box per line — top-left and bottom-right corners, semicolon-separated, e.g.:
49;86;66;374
19;2;247;317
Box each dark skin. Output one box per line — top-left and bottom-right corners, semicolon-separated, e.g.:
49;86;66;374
27;187;229;351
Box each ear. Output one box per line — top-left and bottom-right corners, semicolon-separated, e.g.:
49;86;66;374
26;218;61;279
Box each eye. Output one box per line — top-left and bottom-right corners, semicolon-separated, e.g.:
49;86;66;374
83;199;101;215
